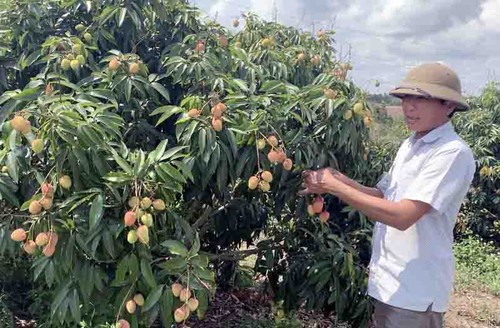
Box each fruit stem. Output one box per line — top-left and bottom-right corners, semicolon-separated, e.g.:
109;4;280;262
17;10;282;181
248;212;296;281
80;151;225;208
267;124;286;152
115;279;137;324
255;131;261;172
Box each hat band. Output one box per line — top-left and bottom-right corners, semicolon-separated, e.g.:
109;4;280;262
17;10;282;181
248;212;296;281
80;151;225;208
393;86;433;98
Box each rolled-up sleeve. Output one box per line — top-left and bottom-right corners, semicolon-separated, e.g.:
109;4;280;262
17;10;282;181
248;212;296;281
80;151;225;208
376;172;391;197
402;147;475;216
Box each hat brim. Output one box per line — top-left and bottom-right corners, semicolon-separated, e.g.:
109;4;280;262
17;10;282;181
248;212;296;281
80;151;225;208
390;82;470;111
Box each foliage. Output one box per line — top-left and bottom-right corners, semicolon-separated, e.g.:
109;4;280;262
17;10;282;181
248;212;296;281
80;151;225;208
453;82;500;245
0;0;375;327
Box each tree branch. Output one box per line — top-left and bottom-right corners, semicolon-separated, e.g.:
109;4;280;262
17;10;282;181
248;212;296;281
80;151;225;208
207;244;283;261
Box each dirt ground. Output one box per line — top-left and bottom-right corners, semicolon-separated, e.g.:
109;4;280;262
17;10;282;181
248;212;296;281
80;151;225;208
445;288;500;328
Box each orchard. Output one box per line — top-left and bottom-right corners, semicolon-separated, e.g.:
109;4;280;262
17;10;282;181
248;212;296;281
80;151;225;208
0;0;385;327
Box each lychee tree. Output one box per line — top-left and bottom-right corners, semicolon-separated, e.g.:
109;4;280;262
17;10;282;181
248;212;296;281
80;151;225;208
0;0;374;326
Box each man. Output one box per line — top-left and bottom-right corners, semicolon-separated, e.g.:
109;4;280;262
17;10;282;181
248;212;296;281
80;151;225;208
300;63;476;328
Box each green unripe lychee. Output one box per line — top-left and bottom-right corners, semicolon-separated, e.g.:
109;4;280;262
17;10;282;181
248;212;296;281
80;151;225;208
127;230;138;244
70;59;80;71
61;58;71;70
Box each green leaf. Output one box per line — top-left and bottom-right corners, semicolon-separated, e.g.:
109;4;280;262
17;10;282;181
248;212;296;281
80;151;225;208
0;180;19;207
192;267;215;283
128;254;140;279
191;255;209;268
45;260;55;287
148;139;168;163
151;82;170;102
196;289;209;319
189;233;200;256
118;7;127;27
125;78;132;102
141;258;157;289
158;257;186;274
231;78;249;92
104;172;132;184
111;149;133;174
159;288;174;327
69;289;81;323
12;87;39;101
157;163;185;183
161;240;188;257
7;152;18;183
89;194;104;230
32;257;50;282
198;128;207;154
142;285;164;312
55;80;82;93
161;146;188;161
133;150;148;177
151;105;184;126
50;280;71;317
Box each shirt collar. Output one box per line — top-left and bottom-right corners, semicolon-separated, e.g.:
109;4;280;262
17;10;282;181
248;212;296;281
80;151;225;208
409;121;454;144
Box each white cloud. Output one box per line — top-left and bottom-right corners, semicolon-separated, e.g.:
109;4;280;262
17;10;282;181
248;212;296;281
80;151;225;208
196;0;498;95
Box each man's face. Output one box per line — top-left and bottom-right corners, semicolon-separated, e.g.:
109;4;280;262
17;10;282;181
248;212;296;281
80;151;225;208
401;96;454;135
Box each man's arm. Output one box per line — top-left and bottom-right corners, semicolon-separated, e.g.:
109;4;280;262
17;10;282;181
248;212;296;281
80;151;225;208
326;182;431;231
330;170;384;198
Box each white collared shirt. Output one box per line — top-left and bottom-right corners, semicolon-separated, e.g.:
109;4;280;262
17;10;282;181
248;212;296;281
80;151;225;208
368;121;476;312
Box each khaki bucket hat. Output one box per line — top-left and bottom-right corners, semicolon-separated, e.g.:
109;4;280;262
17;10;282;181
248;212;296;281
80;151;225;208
390;63;470;111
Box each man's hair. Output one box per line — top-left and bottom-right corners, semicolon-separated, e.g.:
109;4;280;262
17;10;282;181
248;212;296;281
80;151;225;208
440;100;456;118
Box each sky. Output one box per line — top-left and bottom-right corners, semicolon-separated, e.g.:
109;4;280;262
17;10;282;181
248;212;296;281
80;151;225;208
194;0;500;96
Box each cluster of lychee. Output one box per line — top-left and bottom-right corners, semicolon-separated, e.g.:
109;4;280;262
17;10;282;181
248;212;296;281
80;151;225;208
261;36;274;48
247;135;293;192
124;293;145;314
310;54;321;66
331;62;352;81
113;293;145;328
316;30;328;42
307;195;330;223
74;23;92;43
345;102;372;126
11;229;59;257
194;40;205;53
263;135;293;170
108;56;141;75
28;178;71;215
124;196;166;245
10;114;45;154
171;283;199;323
60;42;86;72
187;102;227;132
248;170;273;192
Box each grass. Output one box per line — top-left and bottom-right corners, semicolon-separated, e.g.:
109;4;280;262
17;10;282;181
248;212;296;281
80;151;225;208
453;236;500;295
446;237;500;327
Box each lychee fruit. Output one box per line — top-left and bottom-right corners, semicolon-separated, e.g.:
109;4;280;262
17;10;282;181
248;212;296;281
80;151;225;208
59;175;72;189
248;176;259;190
137;225;149;244
109;58;120;71
29;200;42;215
23;240;37;254
129;62;140;75
11;228;27;242
125;299;136;314
152;199;166;211
124;211;137;227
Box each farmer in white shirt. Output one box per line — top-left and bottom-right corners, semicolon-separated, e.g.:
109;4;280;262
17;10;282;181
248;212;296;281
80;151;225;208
300;63;476;328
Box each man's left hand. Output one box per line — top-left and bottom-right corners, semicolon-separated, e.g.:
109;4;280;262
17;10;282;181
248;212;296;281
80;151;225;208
299;168;345;195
